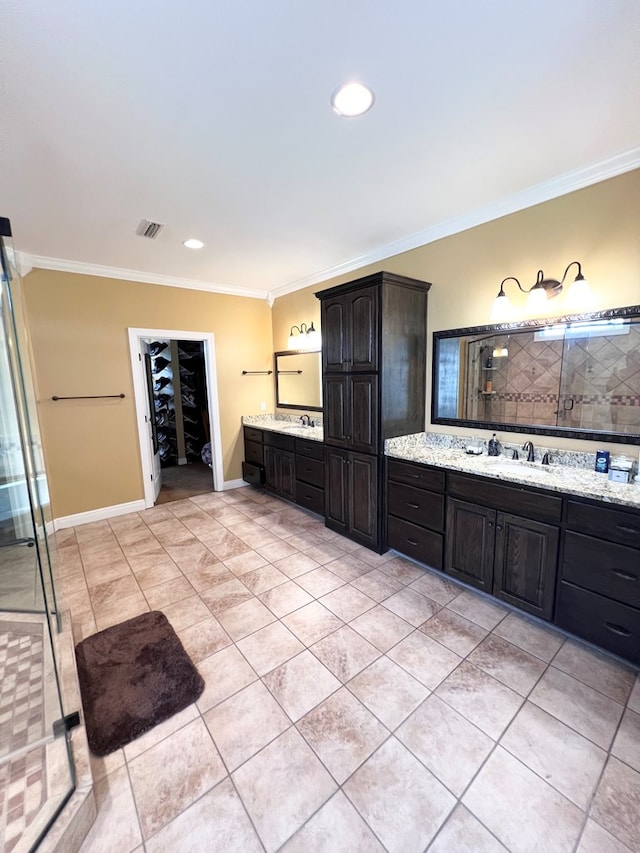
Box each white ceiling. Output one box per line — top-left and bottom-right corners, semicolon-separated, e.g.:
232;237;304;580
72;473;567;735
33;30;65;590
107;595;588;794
2;0;639;300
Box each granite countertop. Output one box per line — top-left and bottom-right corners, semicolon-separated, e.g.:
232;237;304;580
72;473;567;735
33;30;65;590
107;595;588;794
385;434;640;510
242;414;324;442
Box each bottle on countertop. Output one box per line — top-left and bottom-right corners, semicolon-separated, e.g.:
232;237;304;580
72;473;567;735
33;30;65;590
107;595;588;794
595;450;610;473
487;433;500;456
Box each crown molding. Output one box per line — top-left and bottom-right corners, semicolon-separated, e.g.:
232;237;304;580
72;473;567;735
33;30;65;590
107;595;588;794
268;146;640;301
28;254;269;300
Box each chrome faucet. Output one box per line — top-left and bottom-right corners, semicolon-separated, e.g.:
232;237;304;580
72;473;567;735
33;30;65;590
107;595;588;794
522;440;535;462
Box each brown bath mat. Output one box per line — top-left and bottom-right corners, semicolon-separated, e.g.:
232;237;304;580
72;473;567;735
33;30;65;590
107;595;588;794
75;611;204;756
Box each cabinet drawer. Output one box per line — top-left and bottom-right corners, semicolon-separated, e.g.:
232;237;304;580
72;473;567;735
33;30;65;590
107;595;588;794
561;531;640;608
555;581;640;666
296;456;324;489
387;458;445;493
242;461;265;487
387;516;443;570
263;431;295;451
244;440;264;466
387;481;445;531
295;438;325;461
243;426;263;444
295;481;324;515
566;500;640;550
447;472;562;524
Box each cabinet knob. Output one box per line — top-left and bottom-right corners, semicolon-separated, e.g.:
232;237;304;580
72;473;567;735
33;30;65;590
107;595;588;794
496;524;502;531
488;521;494;528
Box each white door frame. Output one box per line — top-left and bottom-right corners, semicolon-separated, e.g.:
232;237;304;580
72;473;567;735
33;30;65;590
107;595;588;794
128;327;224;507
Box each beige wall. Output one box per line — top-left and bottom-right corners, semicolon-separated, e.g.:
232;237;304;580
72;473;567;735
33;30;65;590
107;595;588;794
272;169;640;452
22;271;274;517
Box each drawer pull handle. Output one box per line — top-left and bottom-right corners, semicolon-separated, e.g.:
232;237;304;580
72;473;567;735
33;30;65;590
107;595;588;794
408;502;420;509
410;474;420;479
605;622;632;638
611;568;637;582
616;524;640;534
406;538;418;546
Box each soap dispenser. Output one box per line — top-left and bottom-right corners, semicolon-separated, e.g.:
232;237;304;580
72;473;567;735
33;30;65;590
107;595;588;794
487;433;500;457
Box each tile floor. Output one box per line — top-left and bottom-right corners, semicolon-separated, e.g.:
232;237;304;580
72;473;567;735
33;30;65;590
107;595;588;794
53;486;640;853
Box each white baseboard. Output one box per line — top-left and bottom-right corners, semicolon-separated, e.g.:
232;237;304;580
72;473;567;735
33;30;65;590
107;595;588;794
223;478;248;490
54;500;146;530
177;457;188;465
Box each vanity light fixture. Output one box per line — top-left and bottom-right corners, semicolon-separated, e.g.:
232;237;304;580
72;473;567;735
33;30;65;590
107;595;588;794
491;261;591;321
287;322;322;351
183;238;204;249
331;81;375;117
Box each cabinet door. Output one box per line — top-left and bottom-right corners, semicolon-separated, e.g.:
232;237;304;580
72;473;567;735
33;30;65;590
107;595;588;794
349;374;378;454
445;498;495;592
348;287;379;371
264;446;278;492
323;375;349;447
493;512;558;620
349;452;379;550
322;295;348;373
279;451;296;501
325;447;349;534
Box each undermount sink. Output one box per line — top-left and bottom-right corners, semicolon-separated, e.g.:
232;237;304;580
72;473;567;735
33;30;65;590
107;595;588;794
485;459;551;475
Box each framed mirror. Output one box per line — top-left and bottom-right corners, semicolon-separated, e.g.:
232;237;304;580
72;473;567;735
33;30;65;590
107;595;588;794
275;350;322;411
432;305;640;445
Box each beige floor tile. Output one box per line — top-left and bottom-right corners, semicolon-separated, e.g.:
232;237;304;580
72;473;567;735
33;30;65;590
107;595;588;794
435;661;523;740
232;727;337;852
501;702;607;809
143;575;196;610
382;587;440;626
88;574;142;610
128;718;226;840
145;777;263;853
397;694;493;796
203;680;290;771
196;644;258;712
379;556;426;584
612;708;640;773
164;540;221;572
463;747;584;853
230;521;279;548
282;601;344;646
258;580;314;617
408;571;461;605
344;737;455;853
429;804;508;852
132;560;183;591
492;610;565;662
95;592;149;631
78;765;142;853
325;554;373;582
237;620;304;675
591;756;640;851
84;559;132;588
296;566;345;597
552;639;637;704
529;667;624;749
419;607;488;656
207;532;252;560
240;563;288;594
217;597;276;641
347;656;429;730
297;687;389;784
281;791;385;852
273;552;322;579
183;561;233;592
350;568;403;602
312;625;381;682
467;634;547;696
578;818;634;852
350;604;413;652
177;615;231;662
88;748;125;784
319;584;376;621
256;539;299;562
627;676;640;713
447;590;507;630
222;548;268;576
123;704;200;762
200;577;253;615
388;631;461;689
161;594;211;630
263;650;341;721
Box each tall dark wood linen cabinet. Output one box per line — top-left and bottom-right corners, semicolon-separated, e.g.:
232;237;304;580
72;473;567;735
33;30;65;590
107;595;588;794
316;271;431;552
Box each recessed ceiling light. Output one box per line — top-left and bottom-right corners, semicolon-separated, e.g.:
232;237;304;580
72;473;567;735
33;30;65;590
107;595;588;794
183;238;204;249
331;81;375;117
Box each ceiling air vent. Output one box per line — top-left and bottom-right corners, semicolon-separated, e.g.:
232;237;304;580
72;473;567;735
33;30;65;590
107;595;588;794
135;219;165;239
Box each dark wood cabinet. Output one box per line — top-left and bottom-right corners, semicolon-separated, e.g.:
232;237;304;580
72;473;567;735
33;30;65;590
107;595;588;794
295;437;325;515
386;458;445;569
445;498;495;592
318;271;431;551
264;445;295;501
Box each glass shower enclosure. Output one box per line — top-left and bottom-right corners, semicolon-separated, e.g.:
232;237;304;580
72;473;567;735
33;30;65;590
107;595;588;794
1;218;75;851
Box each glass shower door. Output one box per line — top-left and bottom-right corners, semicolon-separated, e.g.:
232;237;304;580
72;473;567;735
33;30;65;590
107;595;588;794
1;218;75;851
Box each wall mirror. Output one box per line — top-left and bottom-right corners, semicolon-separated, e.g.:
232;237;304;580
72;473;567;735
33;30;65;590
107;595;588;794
432;305;640;445
274;350;322;411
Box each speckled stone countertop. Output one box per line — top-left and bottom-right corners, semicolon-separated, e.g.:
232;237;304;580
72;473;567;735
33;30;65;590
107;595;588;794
242;414;324;442
386;433;640;509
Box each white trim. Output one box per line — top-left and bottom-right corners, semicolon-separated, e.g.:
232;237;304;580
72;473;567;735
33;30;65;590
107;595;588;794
267;146;640;300
223;478;248;490
128;327;225;508
54;500;146;530
29;255;268;300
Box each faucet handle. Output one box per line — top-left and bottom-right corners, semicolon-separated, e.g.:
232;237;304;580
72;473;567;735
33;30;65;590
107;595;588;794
541;452;550;465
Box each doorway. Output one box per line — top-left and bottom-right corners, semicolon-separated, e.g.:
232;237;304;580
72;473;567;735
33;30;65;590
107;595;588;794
128;328;224;507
